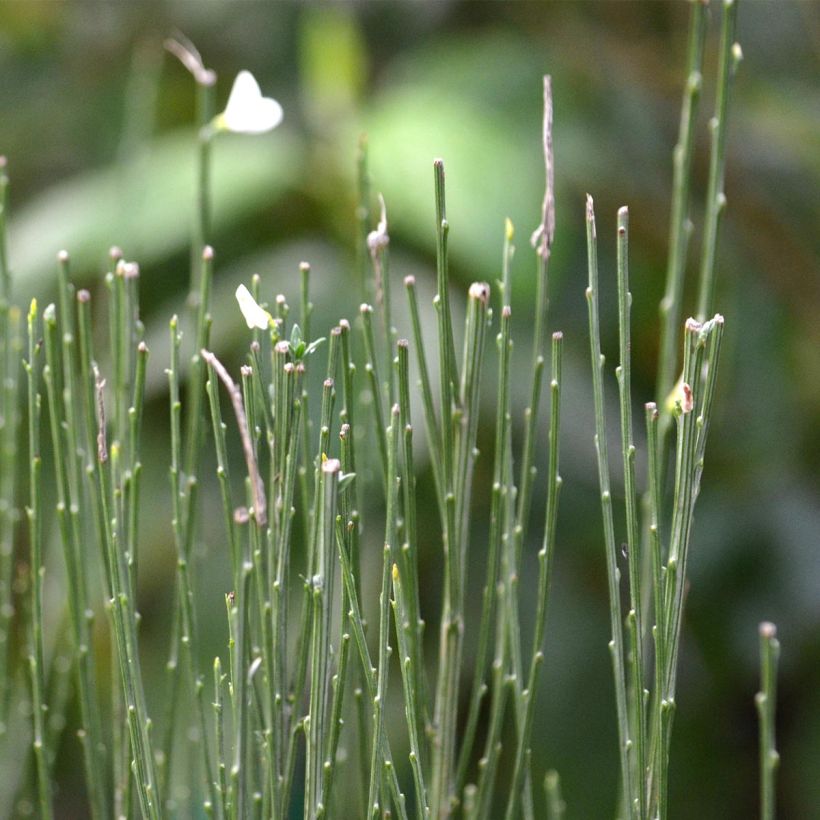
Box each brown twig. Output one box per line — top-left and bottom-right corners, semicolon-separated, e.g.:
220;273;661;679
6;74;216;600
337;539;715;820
201;349;267;526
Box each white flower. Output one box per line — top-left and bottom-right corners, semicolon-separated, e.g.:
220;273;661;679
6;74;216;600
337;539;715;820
236;284;272;329
218;71;283;135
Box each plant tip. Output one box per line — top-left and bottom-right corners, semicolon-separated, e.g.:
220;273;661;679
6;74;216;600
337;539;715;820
505;217;514;241
57;249;69;263
403;275;416;287
468;282;490;304
759;622;777;639
322;458;341;474
77;289;90;303
202;245;214;261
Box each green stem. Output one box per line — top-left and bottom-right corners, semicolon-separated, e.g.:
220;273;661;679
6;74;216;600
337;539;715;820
544;771;565;820
505;331;562;820
25;300;53;820
43;304;109;820
391;563;429;818
396;340;430;741
756;622;779;820
656;0;708;449
456;304;512;794
615;206;646;818
305;459;339;817
585;196;633;815
696;0;741;323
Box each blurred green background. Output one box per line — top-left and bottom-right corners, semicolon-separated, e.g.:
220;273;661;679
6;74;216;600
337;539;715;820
1;1;818;817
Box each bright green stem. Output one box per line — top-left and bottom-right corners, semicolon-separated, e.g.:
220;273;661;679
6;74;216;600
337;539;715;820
505;331;562;820
656;0;708;446
391;563;430;818
214;657;229;818
92;367;160;819
696;0;741;323
456;304;512;794
368;408;400;817
356;134;372;305
403;275;445;521
306;459;339;818
168;322;221;818
396;340;430;739
615;206;646;818
0;290;19;734
756;622;779;820
645;402;667;817
25;300;53;820
585;196;633;815
335;517;407;820
433;159;459;400
432;281;489;817
43;304;109;820
360;303;389;487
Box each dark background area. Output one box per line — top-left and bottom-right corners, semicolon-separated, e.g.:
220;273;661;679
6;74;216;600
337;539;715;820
1;1;818;817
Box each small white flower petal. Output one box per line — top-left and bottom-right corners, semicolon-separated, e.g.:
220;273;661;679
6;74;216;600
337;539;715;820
222;70;283;134
236;284;271;329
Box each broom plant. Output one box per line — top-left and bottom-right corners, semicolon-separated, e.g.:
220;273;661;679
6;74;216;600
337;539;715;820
0;2;782;817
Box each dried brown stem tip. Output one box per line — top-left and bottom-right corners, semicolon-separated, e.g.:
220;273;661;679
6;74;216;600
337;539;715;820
201;348;267;526
165;36;216;86
93;365;108;464
531;75;555;257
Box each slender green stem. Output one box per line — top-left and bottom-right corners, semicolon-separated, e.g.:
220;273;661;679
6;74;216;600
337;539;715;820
656;0;708;448
391;563;429;818
544;771;565;820
396;340;430;740
403;275;445;521
756;622;779;820
615;206;646;819
43;304;108;820
92;364;160;819
300;261;313;346
306;459;339;818
696;0;741;323
168;324;221;818
214;657;229;818
456;304;512;793
516;75;554;554
25;299;53;820
335;517;407;820
585;196;633;815
369;407;400;817
360;303;389;487
0;279;19;735
505;331;562;820
645;402;667;817
356;134;372;305
432;279;489;817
